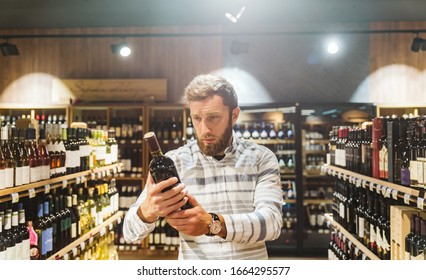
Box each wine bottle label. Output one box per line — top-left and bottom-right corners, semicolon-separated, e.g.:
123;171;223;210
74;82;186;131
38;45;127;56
21;166;30;185
30;167;37;183
0;169;5;190
5;168;13;188
0;250;5;260
370;224;376;243
339;202;345;219
22;238;30;260
71;223;77;239
358;217;365;238
410;160;418;182
14;166;23;186
6;245;16;260
15;242;23;260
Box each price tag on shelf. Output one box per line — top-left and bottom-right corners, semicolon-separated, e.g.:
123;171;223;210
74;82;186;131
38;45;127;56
343;174;348;181
89;236;94;245
354;247;359;256
404;193;411;205
72;247;78;257
102;170;106;178
320;165;326;173
392;189;398;200
337;172;342;180
362;180;367;188
113;166;118;174
106;169;111;177
376;185;381;194
117;165;122;173
356;179;362;188
62;180;67;189
28;188;36;199
97;172;102;179
11;193;19;203
91;172;96;180
369;182;375;192
100;227;106;237
80;242;85;251
417;197;424;210
386;188;392;198
381;186;387;196
63;253;69;260
44;184;51;194
109;222;113;231
81;176;86;184
76;176;81;184
117;217;122;224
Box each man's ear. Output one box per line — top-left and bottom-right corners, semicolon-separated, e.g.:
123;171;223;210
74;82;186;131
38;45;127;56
231;107;240;125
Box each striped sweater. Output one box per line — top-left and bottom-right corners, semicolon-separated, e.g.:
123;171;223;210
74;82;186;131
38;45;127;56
123;134;283;260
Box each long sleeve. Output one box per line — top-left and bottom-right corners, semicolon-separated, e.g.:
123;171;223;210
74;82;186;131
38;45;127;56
221;149;283;244
122;187;156;243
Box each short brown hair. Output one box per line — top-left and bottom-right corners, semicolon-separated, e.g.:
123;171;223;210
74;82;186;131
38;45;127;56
183;74;238;110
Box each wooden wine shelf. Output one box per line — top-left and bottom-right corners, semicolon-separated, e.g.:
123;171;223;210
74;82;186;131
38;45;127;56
323;164;426;209
48;210;124;260
324;213;380;260
303;199;333;206
250;139;295;145
0;163;123;203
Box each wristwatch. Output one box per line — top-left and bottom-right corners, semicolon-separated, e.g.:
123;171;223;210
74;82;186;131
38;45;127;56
206;213;222;236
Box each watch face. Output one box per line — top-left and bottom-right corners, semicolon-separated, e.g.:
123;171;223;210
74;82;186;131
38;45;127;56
210;221;222;235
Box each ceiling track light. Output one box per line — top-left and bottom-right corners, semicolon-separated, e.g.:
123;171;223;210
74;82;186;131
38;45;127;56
110;40;131;57
225;6;246;23
411;34;424;52
0;41;19;56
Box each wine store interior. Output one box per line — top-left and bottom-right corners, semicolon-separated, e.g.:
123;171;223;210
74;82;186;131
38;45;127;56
0;0;426;261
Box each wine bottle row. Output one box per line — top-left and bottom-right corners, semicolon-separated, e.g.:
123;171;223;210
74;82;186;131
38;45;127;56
0;178;119;260
234;121;295;142
328;229;369;260
0;121;119;190
332;175;391;260
329;115;426;190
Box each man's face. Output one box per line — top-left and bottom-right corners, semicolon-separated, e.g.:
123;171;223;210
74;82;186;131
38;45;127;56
189;95;239;156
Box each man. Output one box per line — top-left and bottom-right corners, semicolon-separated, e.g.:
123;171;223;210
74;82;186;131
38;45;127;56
123;74;283;259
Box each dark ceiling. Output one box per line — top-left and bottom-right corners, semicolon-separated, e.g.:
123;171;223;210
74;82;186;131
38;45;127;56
1;0;426;30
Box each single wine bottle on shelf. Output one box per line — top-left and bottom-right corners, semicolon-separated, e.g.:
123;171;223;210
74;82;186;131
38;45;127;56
143;132;193;210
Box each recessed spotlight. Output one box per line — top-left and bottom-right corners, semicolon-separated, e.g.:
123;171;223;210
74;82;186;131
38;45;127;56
327;41;339;55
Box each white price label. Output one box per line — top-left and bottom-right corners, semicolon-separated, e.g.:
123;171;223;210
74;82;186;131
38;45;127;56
404;193;411;205
369;182;375;192
44;184;51;194
81;176;86;184
11;193;19;203
76;176;81;184
327;168;332;175
109;222;113;231
342;174;347;181
97;172;102;179
100;227;106;236
91;172;96;180
392;189;398;200
102;170;106;178
320;165;326;173
338;172;342;180
117;217;122;224
72;247;78;257
356;179;362;188
362;180;367;188
106;169;111;177
381;186;387;196
80;242;85;251
63;253;69;260
28;188;36;199
62;180;67;189
113;166;118;174
376;185;381;194
417;197;424;210
354;247;359;255
89;236;94;245
386;188;392;198
117;165;122;173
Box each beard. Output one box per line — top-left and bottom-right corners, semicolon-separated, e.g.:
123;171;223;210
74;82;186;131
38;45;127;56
196;118;233;156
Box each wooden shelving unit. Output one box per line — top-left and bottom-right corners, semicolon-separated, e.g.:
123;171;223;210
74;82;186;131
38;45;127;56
48;211;124;260
324;213;380;260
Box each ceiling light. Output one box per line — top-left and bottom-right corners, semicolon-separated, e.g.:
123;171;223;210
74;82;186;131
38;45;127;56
225;6;246;23
327;41;339;55
0;42;19;56
111;41;132;57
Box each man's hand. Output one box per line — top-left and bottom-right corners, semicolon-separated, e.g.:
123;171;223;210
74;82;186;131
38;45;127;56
165;193;214;236
137;173;189;223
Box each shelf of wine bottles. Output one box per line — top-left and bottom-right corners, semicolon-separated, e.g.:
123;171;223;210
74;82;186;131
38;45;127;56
0;174;121;260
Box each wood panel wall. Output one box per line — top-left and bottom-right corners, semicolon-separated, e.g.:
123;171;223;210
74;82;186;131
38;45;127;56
368;21;426;105
0;26;223;106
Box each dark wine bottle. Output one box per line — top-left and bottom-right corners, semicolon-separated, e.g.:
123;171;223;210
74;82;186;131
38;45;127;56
143;132;192;209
